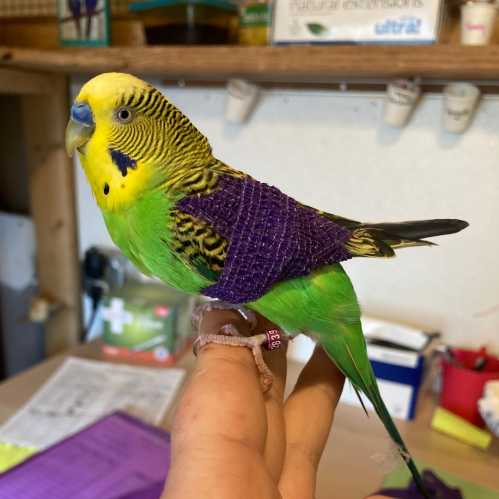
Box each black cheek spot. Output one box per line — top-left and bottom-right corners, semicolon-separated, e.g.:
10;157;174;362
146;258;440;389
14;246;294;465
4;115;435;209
110;149;137;177
104;183;110;195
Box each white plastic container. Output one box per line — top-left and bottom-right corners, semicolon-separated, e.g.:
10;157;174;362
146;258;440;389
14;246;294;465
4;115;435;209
383;80;421;128
225;79;259;124
461;1;497;45
442;82;480;134
479;380;499;437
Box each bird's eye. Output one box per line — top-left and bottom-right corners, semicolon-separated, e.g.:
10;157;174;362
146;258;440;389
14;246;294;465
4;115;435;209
116;107;133;124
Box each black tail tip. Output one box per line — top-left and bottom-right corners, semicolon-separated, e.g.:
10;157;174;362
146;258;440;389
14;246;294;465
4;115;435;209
452;219;469;232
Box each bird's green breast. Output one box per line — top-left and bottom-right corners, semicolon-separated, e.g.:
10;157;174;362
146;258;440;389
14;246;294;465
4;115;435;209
102;189;211;294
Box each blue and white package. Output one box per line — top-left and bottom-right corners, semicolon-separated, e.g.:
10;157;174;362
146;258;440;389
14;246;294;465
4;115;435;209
340;316;433;421
272;0;443;44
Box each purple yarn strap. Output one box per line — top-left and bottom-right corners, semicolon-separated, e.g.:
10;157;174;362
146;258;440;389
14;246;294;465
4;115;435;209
376;470;463;499
177;175;352;304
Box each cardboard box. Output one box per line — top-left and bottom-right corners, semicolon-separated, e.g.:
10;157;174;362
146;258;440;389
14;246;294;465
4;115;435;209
341;342;425;420
101;282;195;365
340;317;434;420
272;0;443;44
288;316;435;421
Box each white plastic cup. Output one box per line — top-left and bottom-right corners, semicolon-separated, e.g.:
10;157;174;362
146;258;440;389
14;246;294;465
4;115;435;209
383;80;421;128
442;82;481;134
225;79;259;124
461;1;497;46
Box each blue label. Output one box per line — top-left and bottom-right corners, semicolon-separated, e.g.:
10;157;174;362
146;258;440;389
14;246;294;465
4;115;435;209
375;16;422;36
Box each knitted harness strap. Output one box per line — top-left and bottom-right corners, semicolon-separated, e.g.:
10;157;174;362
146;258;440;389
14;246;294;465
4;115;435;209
177;175;352;304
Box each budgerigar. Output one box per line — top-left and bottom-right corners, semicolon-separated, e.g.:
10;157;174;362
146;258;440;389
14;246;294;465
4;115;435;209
66;73;468;497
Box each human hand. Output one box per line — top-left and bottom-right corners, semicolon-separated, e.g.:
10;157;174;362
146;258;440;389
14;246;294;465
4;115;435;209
162;309;390;499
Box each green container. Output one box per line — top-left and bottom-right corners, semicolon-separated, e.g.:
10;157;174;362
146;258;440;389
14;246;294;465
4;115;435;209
101;281;195;365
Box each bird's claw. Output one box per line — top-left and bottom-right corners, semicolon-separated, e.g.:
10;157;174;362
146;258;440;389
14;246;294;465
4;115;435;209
193;326;274;391
192;303;286;392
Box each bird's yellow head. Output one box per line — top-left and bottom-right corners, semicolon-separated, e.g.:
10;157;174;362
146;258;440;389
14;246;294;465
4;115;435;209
66;72;212;211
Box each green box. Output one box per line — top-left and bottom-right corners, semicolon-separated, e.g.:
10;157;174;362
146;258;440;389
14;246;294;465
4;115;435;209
101;281;195;365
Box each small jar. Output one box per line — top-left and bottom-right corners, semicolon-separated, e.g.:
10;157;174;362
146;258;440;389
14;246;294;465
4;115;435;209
460;0;498;46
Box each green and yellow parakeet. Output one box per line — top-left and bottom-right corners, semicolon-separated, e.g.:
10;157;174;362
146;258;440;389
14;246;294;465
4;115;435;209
66;73;468;498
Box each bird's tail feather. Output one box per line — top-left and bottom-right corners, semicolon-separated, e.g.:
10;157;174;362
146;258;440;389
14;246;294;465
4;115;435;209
345;218;468;257
368;219;469;240
320;334;430;498
365;379;429;498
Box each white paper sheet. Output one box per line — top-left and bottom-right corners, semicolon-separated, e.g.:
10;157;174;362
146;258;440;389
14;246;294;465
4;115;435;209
0;357;185;449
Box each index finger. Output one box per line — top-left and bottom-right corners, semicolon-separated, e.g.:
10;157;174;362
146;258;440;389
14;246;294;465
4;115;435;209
279;347;345;499
174;309;268;451
164;309;279;499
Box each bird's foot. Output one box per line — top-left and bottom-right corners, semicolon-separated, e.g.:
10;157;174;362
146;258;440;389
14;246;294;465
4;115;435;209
192;300;257;331
192;304;285;391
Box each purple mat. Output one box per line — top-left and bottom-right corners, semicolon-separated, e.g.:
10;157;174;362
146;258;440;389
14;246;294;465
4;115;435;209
0;412;170;499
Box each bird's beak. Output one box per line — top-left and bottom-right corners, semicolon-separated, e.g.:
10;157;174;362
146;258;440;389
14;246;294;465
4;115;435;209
65;103;95;157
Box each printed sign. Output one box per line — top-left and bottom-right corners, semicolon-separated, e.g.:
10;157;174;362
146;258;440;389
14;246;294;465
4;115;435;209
58;0;110;47
272;0;443;44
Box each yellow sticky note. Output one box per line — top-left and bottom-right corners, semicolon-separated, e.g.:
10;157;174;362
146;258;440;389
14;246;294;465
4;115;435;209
0;442;37;473
431;406;492;450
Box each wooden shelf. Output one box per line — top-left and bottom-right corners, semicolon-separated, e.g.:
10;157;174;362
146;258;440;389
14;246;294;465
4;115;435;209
2;45;499;83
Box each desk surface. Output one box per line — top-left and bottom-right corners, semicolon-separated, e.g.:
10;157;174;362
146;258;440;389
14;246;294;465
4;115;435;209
0;342;497;498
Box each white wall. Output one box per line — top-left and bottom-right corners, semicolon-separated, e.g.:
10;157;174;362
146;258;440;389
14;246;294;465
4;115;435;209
73;81;499;351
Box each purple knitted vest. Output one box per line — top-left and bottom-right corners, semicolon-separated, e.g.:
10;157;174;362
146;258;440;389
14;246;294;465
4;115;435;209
177;175;352;304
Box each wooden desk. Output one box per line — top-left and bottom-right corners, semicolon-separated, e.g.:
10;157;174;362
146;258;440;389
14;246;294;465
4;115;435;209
0;342;497;498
